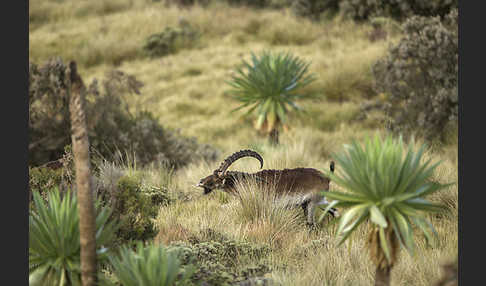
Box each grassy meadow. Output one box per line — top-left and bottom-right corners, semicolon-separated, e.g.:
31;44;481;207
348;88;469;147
30;0;458;285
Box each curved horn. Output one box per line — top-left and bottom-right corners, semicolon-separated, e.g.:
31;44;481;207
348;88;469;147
214;149;264;176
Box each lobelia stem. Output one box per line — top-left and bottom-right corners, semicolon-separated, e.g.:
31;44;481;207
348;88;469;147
68;61;98;286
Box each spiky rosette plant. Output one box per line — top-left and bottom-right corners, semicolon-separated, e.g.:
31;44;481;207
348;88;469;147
108;241;195;286
227;50;317;145
319;134;450;286
29;189;118;286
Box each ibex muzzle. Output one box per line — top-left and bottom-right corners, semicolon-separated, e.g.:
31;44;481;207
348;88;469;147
197;149;337;226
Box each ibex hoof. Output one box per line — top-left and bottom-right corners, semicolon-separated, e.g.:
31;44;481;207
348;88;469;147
306;222;318;231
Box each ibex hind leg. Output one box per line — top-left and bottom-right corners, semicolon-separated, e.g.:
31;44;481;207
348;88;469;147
301;193;324;227
299;198;315;227
301;201;308;218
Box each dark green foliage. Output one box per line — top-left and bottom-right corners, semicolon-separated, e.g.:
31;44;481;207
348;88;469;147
220;0;271;8
29;59;72;165
373;9;458;141
144;185;175;207
29;167;66;203
339;0;458;21
113;176;159;244
29;58;219;168
105;172;176;245
108;241;195;286
213;0;289;9
164;0;197;6
160;129;221;169
29;145;77;204
164;0;211;6
29;189;117;286
167;230;271;286
143;21;200;58
291;0;339;21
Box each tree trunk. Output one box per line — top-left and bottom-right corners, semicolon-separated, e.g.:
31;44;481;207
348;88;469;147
68;61;97;286
375;265;391;286
269;128;279;145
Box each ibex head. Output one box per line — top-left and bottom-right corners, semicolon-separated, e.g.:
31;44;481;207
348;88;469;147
197;149;264;195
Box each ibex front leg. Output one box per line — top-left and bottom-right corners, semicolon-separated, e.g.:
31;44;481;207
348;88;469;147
304;193;323;227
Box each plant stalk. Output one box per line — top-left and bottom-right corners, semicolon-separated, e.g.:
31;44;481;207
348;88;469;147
269;128;279;145
68;61;98;286
375;265;391;286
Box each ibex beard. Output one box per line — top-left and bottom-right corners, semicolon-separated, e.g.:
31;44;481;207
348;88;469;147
196;149;338;226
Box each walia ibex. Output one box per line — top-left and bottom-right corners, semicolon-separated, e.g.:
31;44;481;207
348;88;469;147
197;149;338;226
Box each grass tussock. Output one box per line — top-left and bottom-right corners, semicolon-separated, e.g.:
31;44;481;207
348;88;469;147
230;177;303;247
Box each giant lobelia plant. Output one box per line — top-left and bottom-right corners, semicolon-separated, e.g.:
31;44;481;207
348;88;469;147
108;241;195;286
227;50;317;145
29;189;118;286
319;134;451;286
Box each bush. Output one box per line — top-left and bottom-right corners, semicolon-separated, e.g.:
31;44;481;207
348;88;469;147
112;176;160;244
143;21;200;58
372;9;458;141
29;59;72;165
291;0;339;21
339;0;458;21
164;0;212;6
219;0;271;8
29;58;219;168
167;234;271;286
28;145;78;205
29;189;117;286
29;167;66;203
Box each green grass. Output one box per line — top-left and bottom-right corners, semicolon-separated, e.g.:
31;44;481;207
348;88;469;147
30;2;457;285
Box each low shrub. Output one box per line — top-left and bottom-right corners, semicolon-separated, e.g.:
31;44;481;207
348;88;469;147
164;0;211;6
112;176;160;244
96;160;178;244
143;21;200;58
219;0;271;8
291;0;339;21
167;234;271;286
29;167;66;203
372;9;458;141
28;145;77;205
339;0;458;21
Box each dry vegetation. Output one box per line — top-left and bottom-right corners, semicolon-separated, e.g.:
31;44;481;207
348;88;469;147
30;0;457;285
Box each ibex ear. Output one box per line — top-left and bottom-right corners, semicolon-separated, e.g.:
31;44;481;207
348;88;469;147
213;170;221;177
